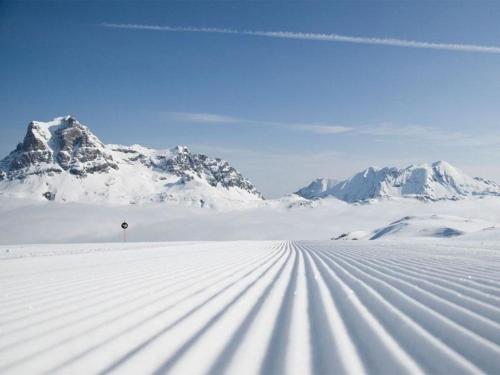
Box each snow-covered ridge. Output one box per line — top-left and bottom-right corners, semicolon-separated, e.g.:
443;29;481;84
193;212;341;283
297;161;500;202
334;214;500;240
0;116;262;207
295;177;338;199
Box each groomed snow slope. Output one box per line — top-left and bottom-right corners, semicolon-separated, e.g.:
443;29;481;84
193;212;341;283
1;241;499;374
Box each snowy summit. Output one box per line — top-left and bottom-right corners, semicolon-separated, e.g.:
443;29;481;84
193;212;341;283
0;116;262;207
296;162;500;202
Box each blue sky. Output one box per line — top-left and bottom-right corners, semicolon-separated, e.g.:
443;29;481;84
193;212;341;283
1;1;500;197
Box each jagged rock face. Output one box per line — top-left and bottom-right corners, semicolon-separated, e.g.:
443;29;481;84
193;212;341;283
1;117;118;178
9;122;53;171
0;116;262;205
160;147;260;195
52;118;118;176
112;145;261;196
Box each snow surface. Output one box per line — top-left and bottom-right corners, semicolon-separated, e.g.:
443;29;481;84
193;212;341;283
0;241;499;374
338;215;500;241
295;178;338;199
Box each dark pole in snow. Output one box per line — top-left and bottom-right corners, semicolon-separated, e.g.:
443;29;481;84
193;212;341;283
121;221;128;242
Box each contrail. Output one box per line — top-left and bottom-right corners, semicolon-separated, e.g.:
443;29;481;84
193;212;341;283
100;23;500;54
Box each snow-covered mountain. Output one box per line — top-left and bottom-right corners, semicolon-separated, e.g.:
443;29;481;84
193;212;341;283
0;116;262;207
296;161;500;202
295;178;338;199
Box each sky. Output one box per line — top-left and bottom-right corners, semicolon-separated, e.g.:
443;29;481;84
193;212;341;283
1;1;500;197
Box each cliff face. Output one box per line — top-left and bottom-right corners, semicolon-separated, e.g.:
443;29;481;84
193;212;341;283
0;116;262;207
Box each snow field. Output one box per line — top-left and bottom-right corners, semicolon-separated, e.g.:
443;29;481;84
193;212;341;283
0;241;499;374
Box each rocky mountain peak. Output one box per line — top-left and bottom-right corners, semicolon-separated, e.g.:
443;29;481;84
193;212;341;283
0;116;262;205
1;116;117;179
172;145;190;154
161;146;261;196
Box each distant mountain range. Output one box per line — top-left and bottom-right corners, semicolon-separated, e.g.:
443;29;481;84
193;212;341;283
1;116;499;207
0;116;262;207
296;161;500;202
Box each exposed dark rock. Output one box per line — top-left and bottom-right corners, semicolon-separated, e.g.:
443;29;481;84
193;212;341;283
0;117;262;201
158;147;261;196
23;122;49;151
1;116;118;179
43;191;56;201
113;148;138;154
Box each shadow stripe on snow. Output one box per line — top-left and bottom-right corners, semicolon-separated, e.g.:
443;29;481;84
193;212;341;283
338;246;500;293
0;244;247;317
317;247;500;349
312;245;499;374
207;242;296;374
332;247;500;326
299;243;424;374
43;243;286;374
0;249;253;337
150;242;291;374
303;243;479;374
357;253;500;304
298;242;365;375
0;243;286;373
96;242;287;375
0;243;271;351
259;242;301;375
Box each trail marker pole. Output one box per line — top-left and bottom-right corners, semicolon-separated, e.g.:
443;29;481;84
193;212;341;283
121;221;128;242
